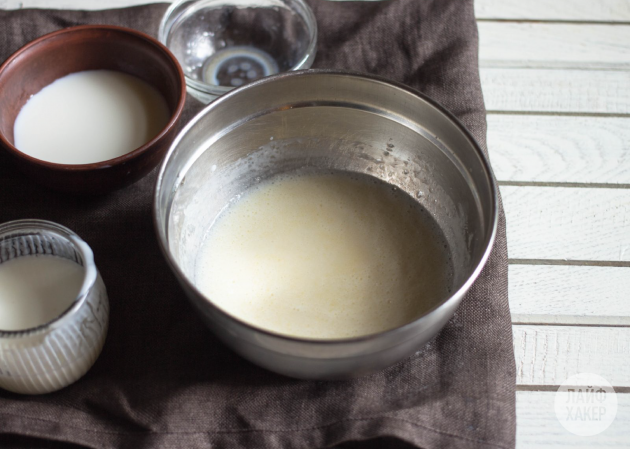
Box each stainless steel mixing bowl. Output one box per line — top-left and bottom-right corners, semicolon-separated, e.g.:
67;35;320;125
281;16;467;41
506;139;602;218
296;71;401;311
154;70;498;380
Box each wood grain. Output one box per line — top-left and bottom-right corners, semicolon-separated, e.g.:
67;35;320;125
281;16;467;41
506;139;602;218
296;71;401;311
481;68;630;114
479;22;630;69
502;186;630;261
514;325;630;387
509;265;630;326
487;115;630;184
516;391;630;448
476;0;630;22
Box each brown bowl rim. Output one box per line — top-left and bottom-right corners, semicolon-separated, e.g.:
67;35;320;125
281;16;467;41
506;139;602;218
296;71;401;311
0;24;187;172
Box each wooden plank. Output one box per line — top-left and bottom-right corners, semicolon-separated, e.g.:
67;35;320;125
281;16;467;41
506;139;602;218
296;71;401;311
487;115;630;185
476;0;630;22
6;0;630;21
513;325;630;387
7;0;630;22
0;0;155;8
481;68;630;114
479;22;630;69
502;186;630;261
516;391;630;448
509;265;630;326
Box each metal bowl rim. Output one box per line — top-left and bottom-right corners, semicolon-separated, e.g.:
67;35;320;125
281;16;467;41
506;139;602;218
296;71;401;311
153;68;499;347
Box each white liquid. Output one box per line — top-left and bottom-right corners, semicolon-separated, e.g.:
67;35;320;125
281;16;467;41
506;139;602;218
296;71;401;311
13;70;170;164
195;172;451;339
0;255;109;395
0;255;84;331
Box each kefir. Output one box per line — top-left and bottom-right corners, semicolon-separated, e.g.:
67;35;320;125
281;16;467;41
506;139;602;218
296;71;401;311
0;254;109;394
0;255;84;331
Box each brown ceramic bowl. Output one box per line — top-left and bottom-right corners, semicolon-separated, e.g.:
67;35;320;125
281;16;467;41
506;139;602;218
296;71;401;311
0;25;186;194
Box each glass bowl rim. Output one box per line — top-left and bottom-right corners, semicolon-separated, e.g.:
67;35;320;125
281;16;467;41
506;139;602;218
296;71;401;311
0;219;98;338
158;0;318;96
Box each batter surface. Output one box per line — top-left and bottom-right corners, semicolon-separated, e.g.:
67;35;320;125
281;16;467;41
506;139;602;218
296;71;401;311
195;171;452;339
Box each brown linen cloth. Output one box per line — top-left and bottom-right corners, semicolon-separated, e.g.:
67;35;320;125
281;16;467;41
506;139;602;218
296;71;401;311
0;1;516;448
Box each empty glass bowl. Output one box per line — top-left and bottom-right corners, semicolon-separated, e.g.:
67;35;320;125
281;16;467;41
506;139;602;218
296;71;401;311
158;0;317;103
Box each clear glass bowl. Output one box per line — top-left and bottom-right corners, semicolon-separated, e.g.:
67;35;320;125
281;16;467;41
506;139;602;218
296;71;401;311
0;220;109;394
158;0;318;103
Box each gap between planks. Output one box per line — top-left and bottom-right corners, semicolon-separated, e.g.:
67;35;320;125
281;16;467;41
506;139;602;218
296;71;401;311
512;318;630;327
475;0;630;23
509;259;630;267
488;111;630;118
517;385;630;393
477;18;630;25
499;182;630;189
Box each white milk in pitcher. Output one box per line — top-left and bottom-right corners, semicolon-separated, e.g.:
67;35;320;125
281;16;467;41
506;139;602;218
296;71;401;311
0;253;110;394
0;255;84;331
13;70;169;164
195;171;452;339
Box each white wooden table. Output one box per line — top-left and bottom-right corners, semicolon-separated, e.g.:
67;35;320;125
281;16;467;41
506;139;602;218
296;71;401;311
2;0;629;447
476;1;630;446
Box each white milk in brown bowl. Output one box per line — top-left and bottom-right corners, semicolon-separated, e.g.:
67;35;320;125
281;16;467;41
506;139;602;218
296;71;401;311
13;70;169;164
194;171;453;340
